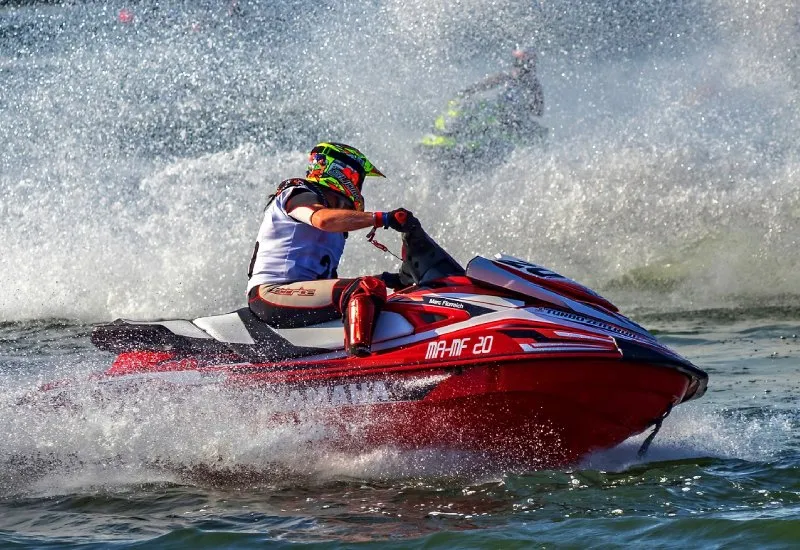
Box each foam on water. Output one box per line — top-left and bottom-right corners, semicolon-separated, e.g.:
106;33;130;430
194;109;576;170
0;369;501;494
582;403;798;472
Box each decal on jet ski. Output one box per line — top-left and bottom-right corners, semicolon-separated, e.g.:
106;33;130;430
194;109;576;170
497;258;566;279
281;381;391;408
538;308;641;340
422;296;494;316
425;297;465;309
425;335;494;359
272;376;449;409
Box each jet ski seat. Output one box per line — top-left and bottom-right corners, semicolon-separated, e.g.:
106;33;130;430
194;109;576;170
93;306;416;363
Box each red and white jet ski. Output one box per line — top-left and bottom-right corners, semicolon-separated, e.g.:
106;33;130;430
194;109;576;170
89;223;707;469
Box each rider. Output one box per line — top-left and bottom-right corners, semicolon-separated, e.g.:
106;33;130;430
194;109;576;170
459;47;545;126
247;142;415;357
422;47;545;153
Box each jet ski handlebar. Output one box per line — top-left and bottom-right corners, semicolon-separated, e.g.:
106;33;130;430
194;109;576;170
399;222;465;286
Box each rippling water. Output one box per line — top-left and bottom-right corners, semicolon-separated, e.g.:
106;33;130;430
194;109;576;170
1;315;797;547
2;0;799;547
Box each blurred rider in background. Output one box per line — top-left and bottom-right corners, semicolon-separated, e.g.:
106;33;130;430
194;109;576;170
419;47;546;162
458;47;545;132
247;142;416;357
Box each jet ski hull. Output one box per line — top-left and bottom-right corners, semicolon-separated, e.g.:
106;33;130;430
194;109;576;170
313;359;693;468
96;347;701;469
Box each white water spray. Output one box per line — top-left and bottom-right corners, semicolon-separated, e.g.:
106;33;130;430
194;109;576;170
1;0;798;323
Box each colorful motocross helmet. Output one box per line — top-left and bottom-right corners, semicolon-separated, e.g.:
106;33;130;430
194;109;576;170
306;142;385;211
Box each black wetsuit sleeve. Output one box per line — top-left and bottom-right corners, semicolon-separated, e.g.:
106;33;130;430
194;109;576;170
285;189;325;213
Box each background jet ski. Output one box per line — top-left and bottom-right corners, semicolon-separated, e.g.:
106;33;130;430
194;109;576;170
417;95;549;174
417;47;549;176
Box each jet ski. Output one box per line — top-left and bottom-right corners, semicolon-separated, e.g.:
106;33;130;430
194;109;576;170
87;223;707;469
416;95;549;177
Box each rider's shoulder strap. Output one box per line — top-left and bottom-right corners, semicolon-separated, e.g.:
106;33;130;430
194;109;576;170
264;178;329;210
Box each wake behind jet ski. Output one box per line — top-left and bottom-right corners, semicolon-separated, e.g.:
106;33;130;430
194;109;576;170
87;222;708;469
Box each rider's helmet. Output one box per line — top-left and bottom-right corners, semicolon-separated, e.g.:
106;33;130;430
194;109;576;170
306;142;385;211
511;47;537;74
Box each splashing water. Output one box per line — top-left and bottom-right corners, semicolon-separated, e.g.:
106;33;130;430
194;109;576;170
2;0;799;322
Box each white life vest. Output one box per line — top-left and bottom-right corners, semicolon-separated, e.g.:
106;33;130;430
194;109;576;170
246;182;346;292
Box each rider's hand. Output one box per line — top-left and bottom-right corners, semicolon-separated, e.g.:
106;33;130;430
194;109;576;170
387;208;419;232
373;208;419;232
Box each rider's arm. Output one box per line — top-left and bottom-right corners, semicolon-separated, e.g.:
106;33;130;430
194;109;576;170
286;191;381;233
460;72;512;97
310;209;377;232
